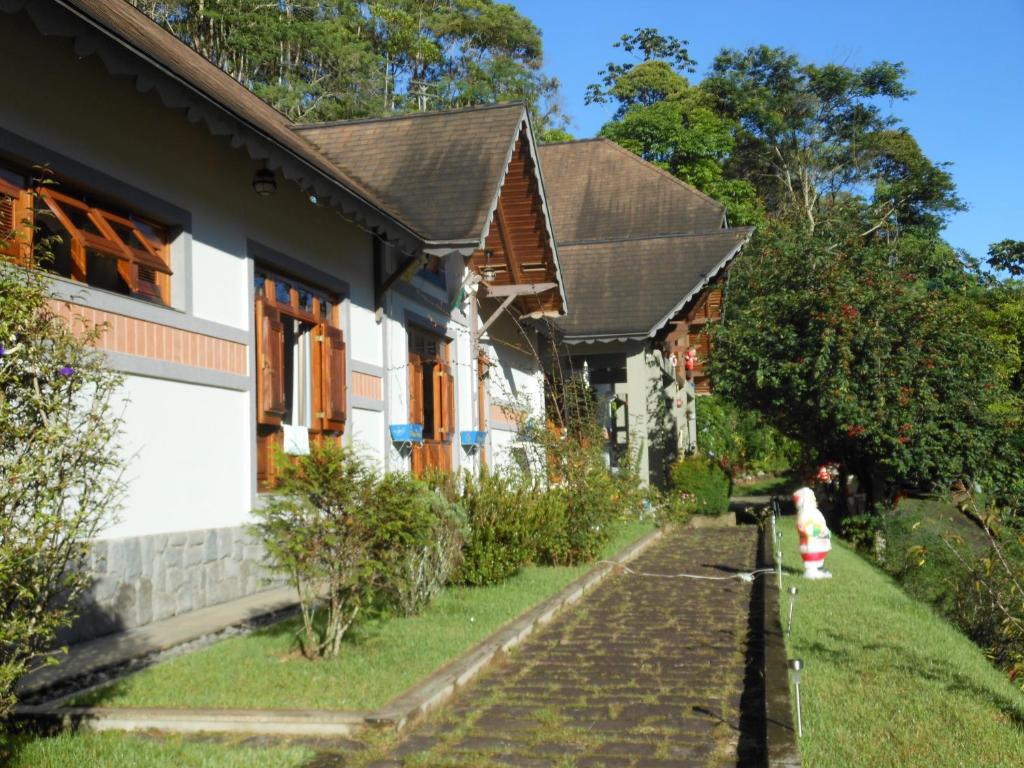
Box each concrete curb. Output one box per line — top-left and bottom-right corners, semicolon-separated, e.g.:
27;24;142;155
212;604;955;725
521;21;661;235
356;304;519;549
15;526;666;738
759;525;802;767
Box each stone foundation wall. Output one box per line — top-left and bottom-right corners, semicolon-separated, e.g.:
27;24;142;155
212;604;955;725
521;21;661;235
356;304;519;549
61;526;285;645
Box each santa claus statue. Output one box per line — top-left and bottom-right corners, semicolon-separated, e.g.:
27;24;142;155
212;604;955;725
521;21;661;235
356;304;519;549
793;487;832;579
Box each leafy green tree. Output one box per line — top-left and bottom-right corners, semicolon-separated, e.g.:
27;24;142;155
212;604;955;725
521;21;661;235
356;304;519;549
988;239;1024;277
585;27;696;116
704;46;963;232
588;30;760;225
0;259;124;716
131;0;382;121
708;216;1016;503
130;0;570;132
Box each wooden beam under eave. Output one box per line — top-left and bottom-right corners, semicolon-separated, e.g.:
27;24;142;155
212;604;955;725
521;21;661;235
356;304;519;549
484;282;557;298
494;198;528;286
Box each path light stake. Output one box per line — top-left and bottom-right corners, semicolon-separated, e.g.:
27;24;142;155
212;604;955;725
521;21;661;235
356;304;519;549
776;548;783;586
789;658;804;737
786;586;798;634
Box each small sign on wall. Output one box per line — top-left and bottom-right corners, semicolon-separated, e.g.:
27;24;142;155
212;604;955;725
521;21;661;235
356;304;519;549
282;424;310;455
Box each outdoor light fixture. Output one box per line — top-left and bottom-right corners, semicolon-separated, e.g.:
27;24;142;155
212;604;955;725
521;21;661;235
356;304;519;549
789;658;804;737
252;167;277;196
787;586;798;635
776;548;784;586
482;249;497;282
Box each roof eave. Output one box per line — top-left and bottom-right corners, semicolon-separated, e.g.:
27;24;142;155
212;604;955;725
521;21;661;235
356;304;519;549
36;0;424;249
645;228;754;339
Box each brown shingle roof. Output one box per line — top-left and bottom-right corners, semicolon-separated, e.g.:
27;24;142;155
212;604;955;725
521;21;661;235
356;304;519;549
538;139;726;243
295;103;528;246
555;228;753;340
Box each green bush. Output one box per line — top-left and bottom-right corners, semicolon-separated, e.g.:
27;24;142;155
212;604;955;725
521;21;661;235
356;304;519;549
696;394;801;476
670;454;731;516
251;444;376;659
646;487;696;526
1;260;125;718
875;503;1024;686
368;473;463;617
454;468;535;586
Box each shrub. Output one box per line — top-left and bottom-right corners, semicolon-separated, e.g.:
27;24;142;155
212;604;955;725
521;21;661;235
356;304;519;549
369;472;463;616
0;260;124;718
646;487;696;526
695;394;801;476
454;468;534;586
670;454;731;516
251;443;376;659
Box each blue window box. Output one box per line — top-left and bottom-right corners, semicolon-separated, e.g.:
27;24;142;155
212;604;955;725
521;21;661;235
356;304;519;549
390;424;424;443
460;430;487;447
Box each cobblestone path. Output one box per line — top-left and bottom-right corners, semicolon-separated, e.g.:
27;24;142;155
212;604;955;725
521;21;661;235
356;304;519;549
349;526;762;768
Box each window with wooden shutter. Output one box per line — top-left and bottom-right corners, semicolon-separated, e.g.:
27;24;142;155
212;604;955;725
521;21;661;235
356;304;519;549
0;176;33;267
318;323;347;432
256;298;286;425
35;187;171;304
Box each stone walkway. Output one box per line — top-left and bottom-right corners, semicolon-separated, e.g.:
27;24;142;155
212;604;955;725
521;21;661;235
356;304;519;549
342;526;762;768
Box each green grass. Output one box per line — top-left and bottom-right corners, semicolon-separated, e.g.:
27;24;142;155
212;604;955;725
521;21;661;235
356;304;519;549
74;520;655;712
779;524;1024;768
1;731;314;768
733;473;796;496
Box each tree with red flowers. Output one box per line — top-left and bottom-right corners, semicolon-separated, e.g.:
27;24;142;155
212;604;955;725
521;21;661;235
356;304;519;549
709;215;1019;504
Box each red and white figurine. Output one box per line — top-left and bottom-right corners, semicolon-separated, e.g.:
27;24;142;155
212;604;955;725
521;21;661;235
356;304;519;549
793;487;832;580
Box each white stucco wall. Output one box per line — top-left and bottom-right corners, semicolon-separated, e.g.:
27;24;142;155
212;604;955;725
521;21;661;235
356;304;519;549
350;408;386;471
109;375;250;538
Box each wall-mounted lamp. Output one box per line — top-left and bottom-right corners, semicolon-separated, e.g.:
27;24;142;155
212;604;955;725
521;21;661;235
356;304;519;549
252;167;277;196
482;249;497;282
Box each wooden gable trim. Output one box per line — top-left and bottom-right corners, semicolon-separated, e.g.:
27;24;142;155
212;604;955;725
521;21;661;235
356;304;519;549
469;125;563;317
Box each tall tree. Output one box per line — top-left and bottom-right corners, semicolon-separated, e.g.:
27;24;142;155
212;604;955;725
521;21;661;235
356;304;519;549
129;0;569;132
704;46;963;233
708;216;1017;503
588;29;760;225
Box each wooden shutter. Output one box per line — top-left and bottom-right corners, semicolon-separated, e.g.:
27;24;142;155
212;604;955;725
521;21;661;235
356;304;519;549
408;352;424;424
255;299;286;425
318;323;347;432
0;180;33;267
440;362;455;440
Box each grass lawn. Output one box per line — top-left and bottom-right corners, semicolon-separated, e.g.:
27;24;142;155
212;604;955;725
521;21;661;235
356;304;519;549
74;519;655;711
779;524;1024;768
733;473;796;496
1;731;314;768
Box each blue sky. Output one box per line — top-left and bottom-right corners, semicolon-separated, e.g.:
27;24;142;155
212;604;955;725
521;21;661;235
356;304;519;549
512;0;1023;261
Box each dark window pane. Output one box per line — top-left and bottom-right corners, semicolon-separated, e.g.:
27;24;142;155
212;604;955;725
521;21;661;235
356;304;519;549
275;280;292;305
34;209;73;277
86;250;130;295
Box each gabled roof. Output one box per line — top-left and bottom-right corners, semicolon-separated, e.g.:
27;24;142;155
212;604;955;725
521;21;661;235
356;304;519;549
295;103;530;249
297;103;567;314
12;0;421;248
555;229;753;341
537;139;752;342
537;139;727;243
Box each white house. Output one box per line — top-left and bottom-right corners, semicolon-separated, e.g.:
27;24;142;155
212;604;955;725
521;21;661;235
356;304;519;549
0;0;563;642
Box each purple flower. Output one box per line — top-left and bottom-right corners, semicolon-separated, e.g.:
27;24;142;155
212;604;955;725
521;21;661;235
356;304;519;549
0;345;5;357
58;366;74;377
